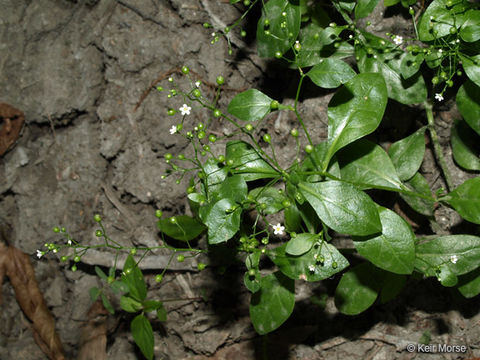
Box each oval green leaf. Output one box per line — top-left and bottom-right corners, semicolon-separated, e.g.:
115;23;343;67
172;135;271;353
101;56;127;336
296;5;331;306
228;89;273;121
335;262;383;315
307;58;356;89
338;139;403;190
249;187;288;215
355;0;380;18
460;10;480;42
157;215;206;241
285;233;317;256
203;198;241;244
456;80;480;136
354;206;415;275
443;178;480;224
131;314;154;360
324;72;387;169
388;127;426;181
451;119;480;171
400;172;435;216
256;0;301;58
460;54;480;88
249;272;295;335
298;180;382;236
122;255;147;302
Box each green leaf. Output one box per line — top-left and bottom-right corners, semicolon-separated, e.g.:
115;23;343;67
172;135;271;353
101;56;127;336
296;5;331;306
157;304;167;321
400;172;435;216
95;266;108;281
131;314;154;360
443;178;480;224
336;0;356;12
270;242;349;281
384;0;400;6
110;280;129;294
335;262;382;315
354;206;416;274
249;187;288;214
157;215;206;241
249;272;295;335
299;180;381;236
295;24;343;68
451;119;480;171
200;158;228;197
285;233;317;256
120;296;143;313
456;80;480;136
307;58;356;89
355;0;380;18
324;72;388;169
460;10;480;42
230;0;241;3
142;300;165;313
356;35;427;104
203;198;241;244
101;293;115;315
415;235;480;279
89;287;101;302
225;140;277;181
301;141;341;179
245;252;261;270
418;0;471;41
388;127;426;181
256;0;301;58
218;175;248;203
244;271;262;293
460;54;480;87
284;201;303;232
338;139;403;190
122;255;147;302
458;268;480;298
227;89;273;121
399;51;424;79
379;273;407;303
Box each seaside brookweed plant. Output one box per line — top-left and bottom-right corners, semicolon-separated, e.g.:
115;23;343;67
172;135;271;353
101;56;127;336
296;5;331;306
41;0;480;358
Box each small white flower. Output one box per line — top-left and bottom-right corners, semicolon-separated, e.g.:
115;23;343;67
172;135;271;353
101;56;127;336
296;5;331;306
272;223;285;235
67;239;72;245
438;49;443;53
36;250;43;259
168;77;173;82
211;32;216;37
308;264;315;272
282;11;287;16
393;35;403;45
435;93;444;102
169;125;177;134
195;81;201;88
313;253;318;260
179;104;191;116
53;248;58;253
450;255;458;264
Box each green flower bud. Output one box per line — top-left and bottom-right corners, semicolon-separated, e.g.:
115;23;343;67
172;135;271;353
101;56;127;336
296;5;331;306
218;155;225;162
305;144;314;153
213;109;222;117
177;254;185;262
208;134;217;143
156;86;163;92
261;237;269;245
155;274;163;282
187;186;195;194
155;209;163;218
432;76;439;85
53;226;60;233
176;124;183;132
61;256;68;262
203;23;211;28
95;230;103;237
168;109;176;116
270;100;279;110
282;199;291;208
264;19;270;27
164;153;173;160
177;154;185;160
263;134;271;143
224;26;230;33
449;27;456;34
94;214;102;222
74;255;81;263
245;123;253;132
197;130;206;139
130;248;137;255
197;263;206;271
193;89;201;98
203;144;211;151
275;51;282;59
71;264;77;272
181;66;189;74
216;76;225;85
241;30;247;37
169;216;177;224
409;7;414;15
290;128;299;137
226;159;234;166
248;269;256;277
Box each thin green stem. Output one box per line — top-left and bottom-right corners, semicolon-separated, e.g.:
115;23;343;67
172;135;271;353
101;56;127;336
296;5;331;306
294;74;313;146
424;101;454;191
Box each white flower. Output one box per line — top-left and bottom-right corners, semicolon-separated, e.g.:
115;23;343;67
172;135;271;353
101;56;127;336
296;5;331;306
195;81;201;88
168;77;173;82
179;104;191;116
450;255;458;264
313;253;318;260
393;35;403;45
211;32;216;37
67;239;72;245
435;93;444;102
308;264;315;272
169;125;177;135
36;250;43;259
272;223;285;235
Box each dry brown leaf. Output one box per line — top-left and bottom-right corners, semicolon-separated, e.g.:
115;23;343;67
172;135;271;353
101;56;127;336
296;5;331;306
0;103;25;156
0;239;65;360
77;300;109;360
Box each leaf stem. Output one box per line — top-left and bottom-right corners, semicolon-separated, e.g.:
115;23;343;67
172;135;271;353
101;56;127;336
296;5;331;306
294;73;313;146
424;101;454;191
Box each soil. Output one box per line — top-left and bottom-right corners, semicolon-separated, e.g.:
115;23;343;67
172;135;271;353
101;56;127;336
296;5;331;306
0;1;479;359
